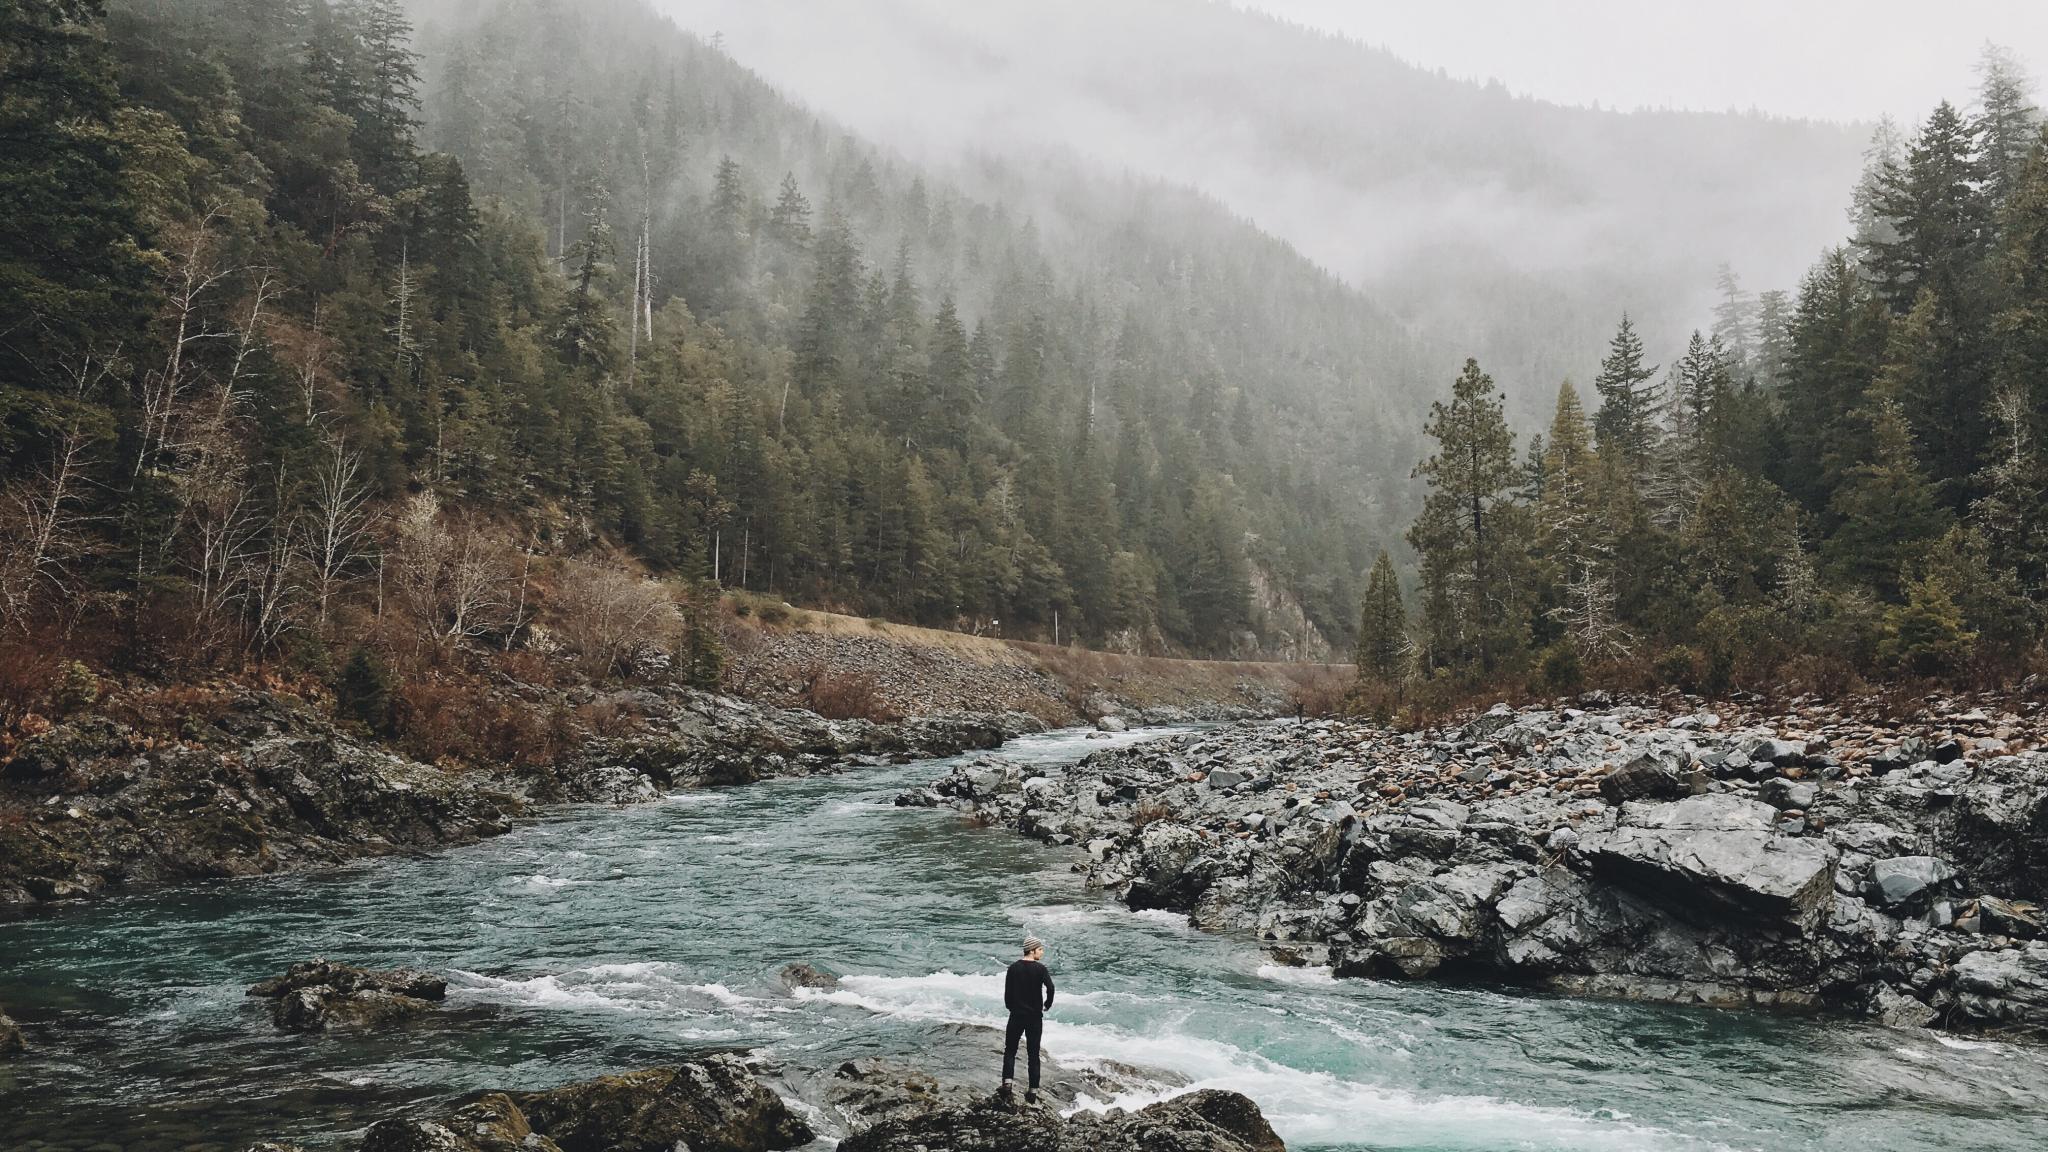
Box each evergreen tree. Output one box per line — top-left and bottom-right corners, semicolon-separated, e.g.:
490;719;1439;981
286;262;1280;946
1538;380;1627;657
0;0;150;444
1824;385;1950;600
1850;116;1906;274
1354;549;1406;683
1753;289;1793;390
1868;102;1991;315
1591;314;1659;483
1976;45;2042;216
1712;264;1755;373
1408;358;1525;673
1776;250;1887;514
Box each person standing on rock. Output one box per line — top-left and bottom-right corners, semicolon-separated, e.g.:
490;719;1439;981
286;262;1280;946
1001;936;1055;1105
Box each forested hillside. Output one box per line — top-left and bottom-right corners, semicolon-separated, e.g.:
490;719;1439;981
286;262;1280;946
1;0;1432;686
1372;60;2048;700
655;0;1869;422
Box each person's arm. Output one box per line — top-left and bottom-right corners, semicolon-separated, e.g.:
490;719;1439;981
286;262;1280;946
1042;965;1055;1012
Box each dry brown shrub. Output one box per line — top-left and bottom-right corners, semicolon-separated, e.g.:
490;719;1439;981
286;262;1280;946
0;632;59;733
1284;665;1352;717
551;559;675;679
800;665;898;721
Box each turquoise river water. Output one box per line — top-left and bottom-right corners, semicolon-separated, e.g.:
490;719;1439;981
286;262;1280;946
2;726;2044;1151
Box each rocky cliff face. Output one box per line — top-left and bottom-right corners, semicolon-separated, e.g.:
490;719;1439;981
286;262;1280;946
905;695;2048;1036
0;687;1042;912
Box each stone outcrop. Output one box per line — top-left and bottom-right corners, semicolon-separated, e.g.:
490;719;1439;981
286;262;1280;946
248;960;447;1033
911;693;2048;1036
358;1057;812;1152
838;1089;1285;1152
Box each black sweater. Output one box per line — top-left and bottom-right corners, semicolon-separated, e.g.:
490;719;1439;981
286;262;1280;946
1004;958;1055;1015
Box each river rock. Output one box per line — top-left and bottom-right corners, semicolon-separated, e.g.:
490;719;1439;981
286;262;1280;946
248;960;446;1033
838;1088;1285;1152
912;693;2048;1036
362;1094;561;1152
0;1003;23;1055
1583;794;1837;930
1950;943;2048;1034
778;962;840;990
1865;856;1958;909
1599;751;1688;804
511;1056;814;1152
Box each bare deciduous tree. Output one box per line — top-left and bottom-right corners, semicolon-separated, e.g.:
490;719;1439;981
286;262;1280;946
305;434;374;632
0;352;117;631
390;491;521;654
555;558;675;676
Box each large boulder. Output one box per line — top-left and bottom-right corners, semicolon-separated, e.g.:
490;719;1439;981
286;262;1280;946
1599;752;1689;804
1950;942;2048;1034
248;960;446;1033
362;1094;562;1152
839;1089;1285;1152
1583;794;1837;931
1122;823;1215;912
1864;856;1958;909
511;1056;814;1152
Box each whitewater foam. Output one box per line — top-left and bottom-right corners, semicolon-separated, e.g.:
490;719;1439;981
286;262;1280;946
801;969;1733;1152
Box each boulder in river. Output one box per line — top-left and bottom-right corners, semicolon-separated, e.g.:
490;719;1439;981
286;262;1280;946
360;1058;812;1152
0;1003;24;1055
777;961;840;991
838;1088;1285;1152
248;960;446;1033
361;1093;561;1152
510;1056;815;1152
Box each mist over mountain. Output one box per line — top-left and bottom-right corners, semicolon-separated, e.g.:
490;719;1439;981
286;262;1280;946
655;0;1872;409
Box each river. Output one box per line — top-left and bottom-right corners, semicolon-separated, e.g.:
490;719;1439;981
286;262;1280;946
2;726;2043;1151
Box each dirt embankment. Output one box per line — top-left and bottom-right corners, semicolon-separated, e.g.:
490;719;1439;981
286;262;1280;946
723;608;1345;723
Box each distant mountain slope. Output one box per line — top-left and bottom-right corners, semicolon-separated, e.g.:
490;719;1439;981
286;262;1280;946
653;0;1869;412
405;0;1434;653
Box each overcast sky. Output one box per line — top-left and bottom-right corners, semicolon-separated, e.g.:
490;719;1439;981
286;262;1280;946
1240;0;2046;123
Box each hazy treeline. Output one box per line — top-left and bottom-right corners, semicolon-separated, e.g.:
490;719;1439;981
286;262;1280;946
1371;55;2048;699
655;0;1870;428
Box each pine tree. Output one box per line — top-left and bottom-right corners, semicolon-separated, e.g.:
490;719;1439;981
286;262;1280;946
767;172;812;248
1591;314;1659;484
1648;331;1732;526
1408;358;1525;673
1753;289;1793;390
1868;101;1991;315
344;0;421;190
0;0;151;436
1354;549;1406;683
1712;264;1756;374
1538;380;1628;657
1976;45;2042;216
1850;116;1906;275
1824;385;1950;600
1776;250;1887;514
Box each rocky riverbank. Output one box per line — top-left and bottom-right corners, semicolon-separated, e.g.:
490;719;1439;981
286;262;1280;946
0;685;1041;912
905;692;2048;1037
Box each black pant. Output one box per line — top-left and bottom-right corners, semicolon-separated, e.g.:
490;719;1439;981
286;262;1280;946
1002;1012;1043;1088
